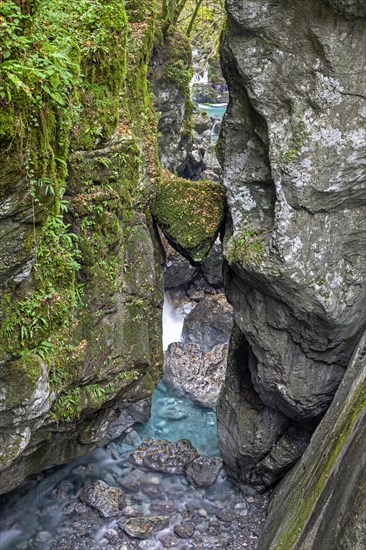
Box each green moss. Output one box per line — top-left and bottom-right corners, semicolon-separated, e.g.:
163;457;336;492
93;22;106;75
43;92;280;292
0;0;165;436
152;169;225;264
283;121;306;164
225;222;265;268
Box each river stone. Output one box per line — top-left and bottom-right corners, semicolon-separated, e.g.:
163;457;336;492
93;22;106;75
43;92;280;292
79;480;125;518
163;342;228;408
217;0;366;490
119;516;170;539
181;293;233;351
130;438;199;474
185;456;223;488
174;522;195;539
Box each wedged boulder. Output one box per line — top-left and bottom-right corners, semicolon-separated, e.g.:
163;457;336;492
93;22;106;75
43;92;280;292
119;516;170;539
152;169;225;265
182;293;233;351
164;342;228;408
79;480;125;518
130;438;199;474
185;456;223;488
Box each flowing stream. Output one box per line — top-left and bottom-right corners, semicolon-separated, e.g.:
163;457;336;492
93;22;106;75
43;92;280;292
0;295;269;550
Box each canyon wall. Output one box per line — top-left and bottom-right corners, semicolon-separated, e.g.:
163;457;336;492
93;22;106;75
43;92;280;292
217;0;366;494
0;0;164;494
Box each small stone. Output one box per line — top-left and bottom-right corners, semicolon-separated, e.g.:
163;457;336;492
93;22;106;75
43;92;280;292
119;516;170;539
216;509;236;523
149;476;161;485
35;531;52;544
74;502;89;514
174;522;195;539
120;481;140;494
79;480;125;518
185;456;223;488
197;508;208;518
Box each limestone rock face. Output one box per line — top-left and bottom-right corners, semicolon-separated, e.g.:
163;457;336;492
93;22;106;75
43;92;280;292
218;0;366;487
164;342;228;408
259;331;366;550
150;31;192;174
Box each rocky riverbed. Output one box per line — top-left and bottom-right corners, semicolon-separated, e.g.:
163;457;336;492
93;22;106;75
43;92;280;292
0;285;268;550
0;381;269;550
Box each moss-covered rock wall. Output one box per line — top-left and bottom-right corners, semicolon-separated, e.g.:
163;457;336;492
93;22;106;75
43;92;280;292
0;0;165;494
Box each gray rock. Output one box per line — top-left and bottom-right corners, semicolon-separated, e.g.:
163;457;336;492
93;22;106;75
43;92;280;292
216;510;236;523
182;293;233;351
102;399;152;444
259;330;366;549
192;112;212;135
217;325;312;492
164;342;228;408
201;242;224;287
79;480;125;518
174;522;195;539
185;456;223;488
164;252;199;289
131;438;199;474
119;516;170;539
217;0;366;490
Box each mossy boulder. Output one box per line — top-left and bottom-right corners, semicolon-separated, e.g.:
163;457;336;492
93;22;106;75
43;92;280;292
152;169;225;265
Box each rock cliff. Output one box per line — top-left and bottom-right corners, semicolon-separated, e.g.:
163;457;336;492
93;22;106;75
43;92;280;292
0;0;164;494
259;330;366;549
217;0;366;492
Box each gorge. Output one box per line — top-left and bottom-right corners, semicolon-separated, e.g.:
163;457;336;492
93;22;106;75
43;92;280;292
0;0;365;549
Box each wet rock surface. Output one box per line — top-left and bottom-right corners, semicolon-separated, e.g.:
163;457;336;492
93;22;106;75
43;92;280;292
119;516;170;539
182;293;233;351
164;342;228;408
79;480;125;518
185;456;223;488
131;438;199;475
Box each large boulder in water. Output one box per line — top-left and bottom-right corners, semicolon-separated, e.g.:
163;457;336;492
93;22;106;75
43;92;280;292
182;293;233;351
164;342;228;408
119;516;170;539
130;438;199;474
79;480;125;518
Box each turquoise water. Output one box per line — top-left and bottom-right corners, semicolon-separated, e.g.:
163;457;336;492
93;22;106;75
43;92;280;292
0;383;226;549
197;103;227;119
134;382;220;457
